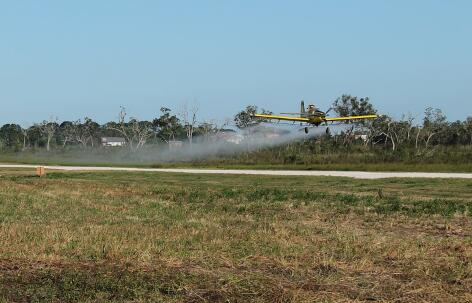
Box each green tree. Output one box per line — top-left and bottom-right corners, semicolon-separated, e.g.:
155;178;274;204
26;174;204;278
107;107;154;151
27;125;42;148
152;107;184;142
59;121;75;147
332;95;377;117
74;117;100;148
38;118;59;152
422;107;447;148
465;117;472;145
0;124;23;150
331;95;377;146
234;105;271;129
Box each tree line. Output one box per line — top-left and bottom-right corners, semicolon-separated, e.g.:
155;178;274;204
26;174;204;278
330;95;472;151
235;95;472;153
0;95;471;153
0;105;229;152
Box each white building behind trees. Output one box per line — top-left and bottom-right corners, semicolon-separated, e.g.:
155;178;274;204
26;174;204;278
101;137;126;147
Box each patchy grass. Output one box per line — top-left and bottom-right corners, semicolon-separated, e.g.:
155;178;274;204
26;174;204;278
0;169;471;302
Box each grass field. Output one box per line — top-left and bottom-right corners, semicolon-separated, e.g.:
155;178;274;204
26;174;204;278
0;169;471;302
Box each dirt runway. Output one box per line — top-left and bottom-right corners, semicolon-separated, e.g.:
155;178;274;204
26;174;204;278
2;164;472;179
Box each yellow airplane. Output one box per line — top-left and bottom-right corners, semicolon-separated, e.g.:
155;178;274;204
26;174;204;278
252;101;378;133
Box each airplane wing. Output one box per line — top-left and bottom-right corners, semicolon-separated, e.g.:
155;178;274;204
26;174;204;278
253;113;309;122
324;114;378;122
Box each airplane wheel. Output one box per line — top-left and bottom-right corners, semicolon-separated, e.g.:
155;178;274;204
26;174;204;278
304;127;309;134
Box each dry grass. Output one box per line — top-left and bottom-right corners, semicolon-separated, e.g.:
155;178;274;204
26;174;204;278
0;169;471;302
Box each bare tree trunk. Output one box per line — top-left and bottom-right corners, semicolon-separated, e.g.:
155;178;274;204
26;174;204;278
39;118;57;152
22;133;27;151
46;136;51;151
179;102;198;146
342;127;354;146
425;133;435;149
407;126;413;144
393;132;400;150
415;128;421;150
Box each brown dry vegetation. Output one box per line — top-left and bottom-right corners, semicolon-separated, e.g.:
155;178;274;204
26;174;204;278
0;168;471;302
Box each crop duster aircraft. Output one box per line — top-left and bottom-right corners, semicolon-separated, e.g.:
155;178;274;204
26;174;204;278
252;101;378;133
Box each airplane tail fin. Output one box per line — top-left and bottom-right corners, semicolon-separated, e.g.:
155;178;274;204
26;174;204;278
300;101;305;118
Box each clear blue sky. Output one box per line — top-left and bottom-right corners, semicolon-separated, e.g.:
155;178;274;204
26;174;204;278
1;0;471;126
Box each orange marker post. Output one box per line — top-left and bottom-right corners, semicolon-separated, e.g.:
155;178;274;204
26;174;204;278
36;166;46;177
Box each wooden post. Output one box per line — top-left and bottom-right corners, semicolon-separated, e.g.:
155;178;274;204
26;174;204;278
36;167;46;177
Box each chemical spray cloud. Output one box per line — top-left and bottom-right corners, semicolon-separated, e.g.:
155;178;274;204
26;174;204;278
22;125;327;165
129;125;327;163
